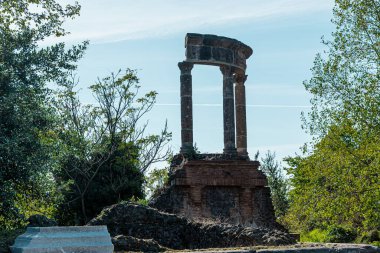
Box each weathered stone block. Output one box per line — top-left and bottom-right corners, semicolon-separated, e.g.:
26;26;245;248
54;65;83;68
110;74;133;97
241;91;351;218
199;46;212;60
10;226;113;253
212;47;234;63
185;45;200;60
203;34;219;46
185;33;203;45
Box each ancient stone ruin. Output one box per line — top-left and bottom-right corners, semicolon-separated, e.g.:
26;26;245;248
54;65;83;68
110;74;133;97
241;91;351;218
151;33;277;228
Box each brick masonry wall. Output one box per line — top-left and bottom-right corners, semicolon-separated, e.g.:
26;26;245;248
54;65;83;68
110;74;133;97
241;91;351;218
150;158;278;228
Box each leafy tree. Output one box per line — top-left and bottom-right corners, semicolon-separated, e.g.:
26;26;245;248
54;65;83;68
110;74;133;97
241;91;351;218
285;0;380;237
285;121;380;233
260;151;289;219
145;167;170;199
302;0;380;136
55;70;172;224
0;0;87;228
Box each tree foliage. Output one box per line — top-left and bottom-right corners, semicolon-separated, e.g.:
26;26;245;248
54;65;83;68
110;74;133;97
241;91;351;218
55;70;172;224
286;0;380;237
145;167;170;199
285;121;380;232
302;0;380;136
260;151;289;219
0;0;87;228
0;0;171;228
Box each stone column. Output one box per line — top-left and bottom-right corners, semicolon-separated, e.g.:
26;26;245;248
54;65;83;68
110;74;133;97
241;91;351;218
235;73;248;158
179;61;194;154
220;65;237;155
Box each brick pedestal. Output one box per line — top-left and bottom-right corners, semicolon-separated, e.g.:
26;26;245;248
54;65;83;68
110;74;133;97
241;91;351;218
151;156;277;227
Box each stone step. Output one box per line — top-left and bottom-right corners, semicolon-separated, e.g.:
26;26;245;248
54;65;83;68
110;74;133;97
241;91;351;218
11;226;114;253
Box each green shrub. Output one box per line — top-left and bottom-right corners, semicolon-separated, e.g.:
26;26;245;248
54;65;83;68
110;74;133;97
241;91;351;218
358;230;380;244
326;225;357;243
301;229;329;242
128;196;148;206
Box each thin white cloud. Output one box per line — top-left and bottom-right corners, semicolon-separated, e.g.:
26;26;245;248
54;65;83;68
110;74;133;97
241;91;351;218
47;0;333;45
154;103;310;108
149;83;310;95
246;104;310;108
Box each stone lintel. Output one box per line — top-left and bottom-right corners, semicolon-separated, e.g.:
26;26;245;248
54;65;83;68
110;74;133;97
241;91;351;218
185;33;253;71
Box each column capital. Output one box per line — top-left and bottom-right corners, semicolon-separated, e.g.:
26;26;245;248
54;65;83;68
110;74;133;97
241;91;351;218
234;73;247;84
219;65;234;76
178;61;193;74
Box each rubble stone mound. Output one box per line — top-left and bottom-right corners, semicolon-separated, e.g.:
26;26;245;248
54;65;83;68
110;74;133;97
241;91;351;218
112;235;166;252
88;202;295;250
27;214;57;227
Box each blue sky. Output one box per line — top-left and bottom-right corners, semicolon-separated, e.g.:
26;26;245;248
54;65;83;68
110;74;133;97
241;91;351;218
53;0;335;164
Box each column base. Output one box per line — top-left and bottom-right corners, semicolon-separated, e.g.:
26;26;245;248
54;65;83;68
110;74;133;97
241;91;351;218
237;148;249;159
223;147;238;157
180;145;194;155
